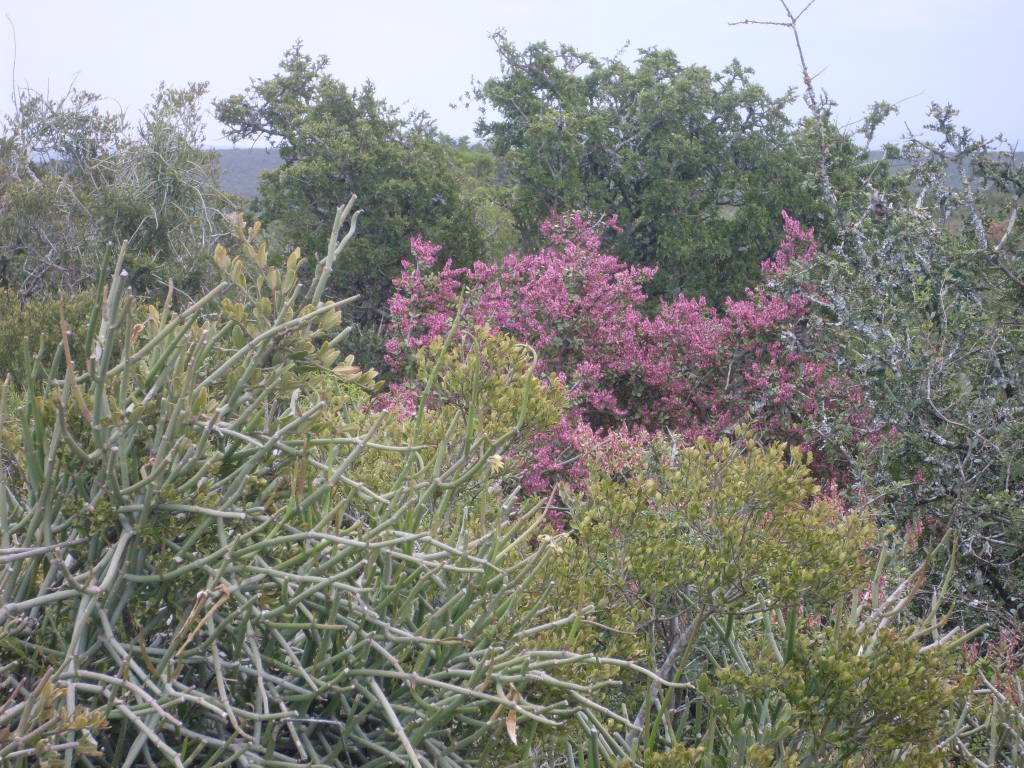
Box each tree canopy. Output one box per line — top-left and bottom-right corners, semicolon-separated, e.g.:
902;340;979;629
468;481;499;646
475;33;830;302
215;43;485;325
1;11;1023;765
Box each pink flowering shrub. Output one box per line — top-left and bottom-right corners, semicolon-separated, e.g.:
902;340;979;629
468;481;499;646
385;211;871;491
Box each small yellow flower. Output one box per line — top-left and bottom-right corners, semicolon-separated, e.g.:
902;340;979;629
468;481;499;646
487;454;505;472
537;533;565;553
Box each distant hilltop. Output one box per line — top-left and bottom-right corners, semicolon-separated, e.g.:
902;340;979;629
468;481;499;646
213;146;1020;200
214;147;282;199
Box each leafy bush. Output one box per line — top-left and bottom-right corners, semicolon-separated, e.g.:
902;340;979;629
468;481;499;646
0;82;229;299
535;436;967;767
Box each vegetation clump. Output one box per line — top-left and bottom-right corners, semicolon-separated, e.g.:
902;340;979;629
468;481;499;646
1;3;1022;764
0;205;640;765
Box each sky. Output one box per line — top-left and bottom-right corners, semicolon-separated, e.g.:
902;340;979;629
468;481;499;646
1;0;1020;148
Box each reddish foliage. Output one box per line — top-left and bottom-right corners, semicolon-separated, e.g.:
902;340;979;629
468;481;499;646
385;211;872;491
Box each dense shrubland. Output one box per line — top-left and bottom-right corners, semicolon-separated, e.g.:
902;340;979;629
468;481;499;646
0;208;633;765
1;3;1022;765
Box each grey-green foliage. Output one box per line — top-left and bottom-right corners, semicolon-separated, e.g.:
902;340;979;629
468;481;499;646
0;81;230;299
0;202;639;766
784;92;1024;763
721;7;1024;760
794;104;1024;636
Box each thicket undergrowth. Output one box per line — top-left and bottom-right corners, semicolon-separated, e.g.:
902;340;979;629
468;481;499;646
1;4;1022;763
2;195;1020;766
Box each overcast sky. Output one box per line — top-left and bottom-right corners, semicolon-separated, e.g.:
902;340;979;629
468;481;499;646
1;0;1020;148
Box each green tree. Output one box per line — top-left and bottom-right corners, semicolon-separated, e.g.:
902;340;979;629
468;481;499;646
215;43;485;326
475;33;833;303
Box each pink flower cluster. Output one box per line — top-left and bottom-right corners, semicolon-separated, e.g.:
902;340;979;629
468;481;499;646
761;209;818;276
385;211;870;490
